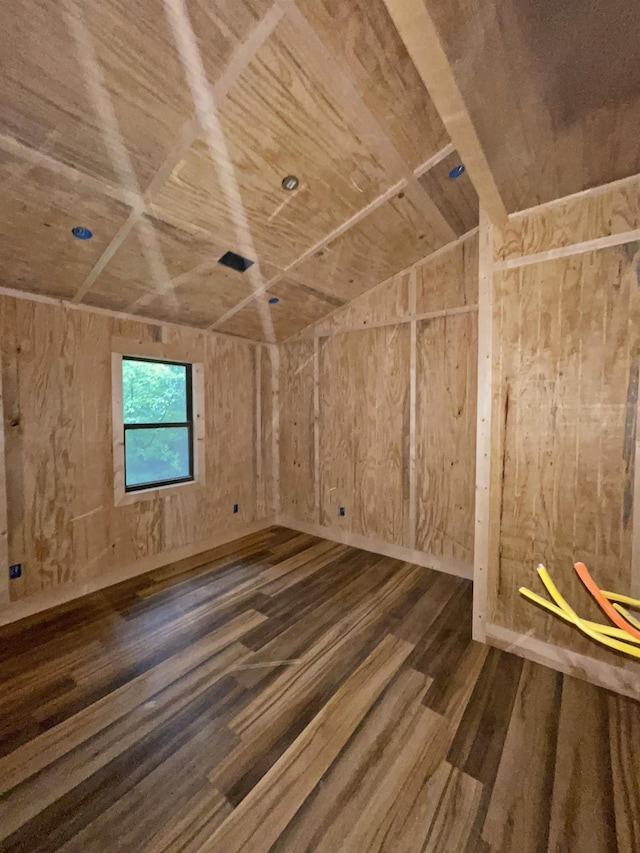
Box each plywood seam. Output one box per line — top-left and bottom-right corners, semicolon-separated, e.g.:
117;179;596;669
73;0;286;308
285;227;479;342
205;137;460;336
494;227;640;270
295;305;479;339
0;285;255;347
285;2;456;244
508;170;640;221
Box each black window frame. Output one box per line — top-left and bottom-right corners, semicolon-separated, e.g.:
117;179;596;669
122;355;194;493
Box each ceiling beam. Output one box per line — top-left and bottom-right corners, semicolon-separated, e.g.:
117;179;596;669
73;0;288;308
209;140;455;332
381;0;508;225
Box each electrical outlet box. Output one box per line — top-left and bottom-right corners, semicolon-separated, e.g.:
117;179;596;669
339;506;345;517
233;503;239;514
9;564;22;580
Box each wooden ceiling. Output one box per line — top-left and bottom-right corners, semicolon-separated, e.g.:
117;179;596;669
0;0;636;341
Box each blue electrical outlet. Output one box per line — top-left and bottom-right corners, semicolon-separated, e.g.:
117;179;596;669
339;506;345;517
233;503;239;514
9;564;22;580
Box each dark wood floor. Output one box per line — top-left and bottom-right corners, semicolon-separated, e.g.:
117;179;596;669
0;526;638;852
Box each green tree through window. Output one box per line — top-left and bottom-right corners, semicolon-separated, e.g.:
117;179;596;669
122;357;194;490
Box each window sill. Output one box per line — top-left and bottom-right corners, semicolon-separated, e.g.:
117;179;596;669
115;478;201;507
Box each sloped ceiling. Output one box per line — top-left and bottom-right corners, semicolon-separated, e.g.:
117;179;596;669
0;0;481;342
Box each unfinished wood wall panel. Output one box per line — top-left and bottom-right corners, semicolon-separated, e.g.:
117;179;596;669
495;178;640;262
279;239;478;576
488;242;640;674
279;340;316;523
295;231;478;340
307;270;411;337
319;326;410;545
0;296;270;610
415;232;478;313
415;311;477;562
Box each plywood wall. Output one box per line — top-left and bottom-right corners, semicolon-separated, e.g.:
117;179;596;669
479;179;640;697
0;296;274;618
280;233;479;578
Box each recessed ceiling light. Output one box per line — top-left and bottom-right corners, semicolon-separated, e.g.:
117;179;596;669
71;226;93;240
269;297;280;304
281;175;299;191
448;164;466;179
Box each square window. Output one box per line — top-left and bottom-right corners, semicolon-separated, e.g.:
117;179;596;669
121;357;194;491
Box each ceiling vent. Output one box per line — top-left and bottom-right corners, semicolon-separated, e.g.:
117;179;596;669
218;250;254;273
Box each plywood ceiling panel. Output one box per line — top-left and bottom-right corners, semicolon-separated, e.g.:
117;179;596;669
424;0;640;211
284;186;448;302
418;151;478;236
0;155;129;300
1;0;273;189
131;265;260;329
150;12;397;269
294;0;448;169
83;216;251;312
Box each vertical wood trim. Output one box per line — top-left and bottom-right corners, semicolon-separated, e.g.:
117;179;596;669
313;337;321;524
255;345;263;518
111;353;126;506
270;345;281;516
633;383;640;599
0;359;8;604
408;270;417;550
473;208;495;642
192;362;206;486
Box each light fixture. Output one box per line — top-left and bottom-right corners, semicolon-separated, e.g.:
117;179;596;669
269;297;280;304
448;164;466;179
281;175;299;191
71;226;93;240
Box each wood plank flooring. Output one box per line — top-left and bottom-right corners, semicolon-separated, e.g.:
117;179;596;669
0;525;639;852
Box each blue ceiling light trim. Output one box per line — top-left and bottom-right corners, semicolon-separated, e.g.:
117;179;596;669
268;297;280;304
448;164;466;179
71;226;93;240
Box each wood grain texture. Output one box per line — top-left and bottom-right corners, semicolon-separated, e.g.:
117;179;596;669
285;187;448;304
0;156;130;300
418;149;479;236
279;340;316;523
295;229;478;339
488;237;640;678
278;237;478;575
0;295;271;613
0;526;638;852
496;176;640;262
415;310;478;562
150;11;395;270
382;0;508;224
293;0;448;171
319;326;410;545
423;0;640;212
